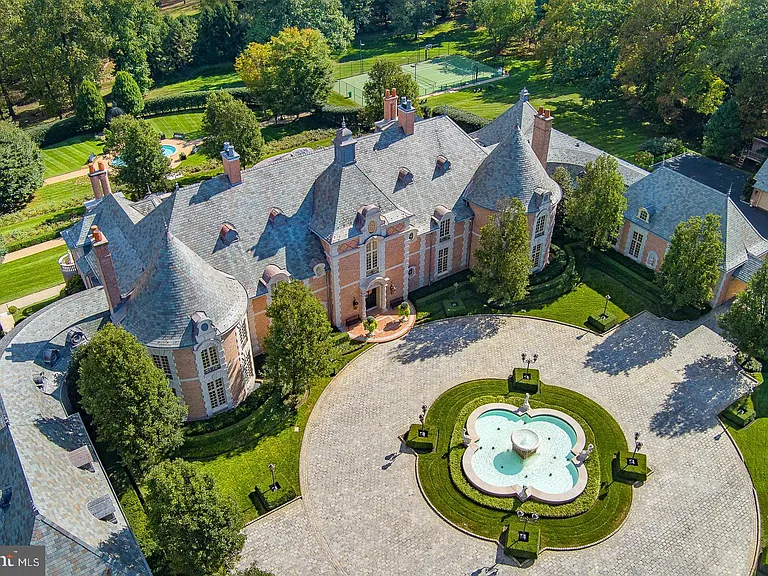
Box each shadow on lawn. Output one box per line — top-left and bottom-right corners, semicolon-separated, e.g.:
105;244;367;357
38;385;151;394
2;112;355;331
392;315;503;364
650;355;750;438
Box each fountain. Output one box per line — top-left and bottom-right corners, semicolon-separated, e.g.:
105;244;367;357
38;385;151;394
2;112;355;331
511;428;540;459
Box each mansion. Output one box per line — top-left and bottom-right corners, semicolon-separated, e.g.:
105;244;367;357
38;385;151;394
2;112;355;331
61;88;768;421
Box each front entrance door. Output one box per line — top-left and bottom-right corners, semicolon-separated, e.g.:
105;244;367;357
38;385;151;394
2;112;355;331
365;287;378;311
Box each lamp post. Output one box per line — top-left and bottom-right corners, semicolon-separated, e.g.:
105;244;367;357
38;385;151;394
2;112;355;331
521;352;538;376
420;404;428;432
268;463;278;491
632;432;643;459
359;40;365;74
602;294;612;318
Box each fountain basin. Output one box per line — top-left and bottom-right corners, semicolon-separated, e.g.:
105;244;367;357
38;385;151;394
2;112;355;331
461;402;589;504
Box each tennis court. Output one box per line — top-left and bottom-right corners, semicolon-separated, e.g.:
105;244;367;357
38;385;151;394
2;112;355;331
334;54;500;105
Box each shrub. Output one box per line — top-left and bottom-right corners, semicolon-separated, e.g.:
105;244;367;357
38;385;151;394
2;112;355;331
442;298;467;317
314;104;362;129
363;315;378;335
62;274;85;296
405;423;435;452
633;150;654;169
398;301;410;320
112;71;144;116
639;137;685;158
742;356;763;373
587;312;617;332
75;80;106;131
25;116;88;147
721;395;756;429
0;122;44;214
265;128;336;154
613;451;648;482
430;105;490;133
503;522;540;559
7;305;18;315
509;367;540;393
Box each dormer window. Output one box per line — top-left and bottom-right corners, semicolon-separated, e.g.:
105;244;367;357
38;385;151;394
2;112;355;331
67;446;95;472
398;167;413;186
0;485;12;508
87;495;118;523
219;222;239;245
436;155;449;170
638;208;649;222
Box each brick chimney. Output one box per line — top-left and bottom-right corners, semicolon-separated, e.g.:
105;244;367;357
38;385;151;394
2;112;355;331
88;161;112;200
531;107;553;169
221;142;242;185
384;88;398;122
89;225;122;314
397;96;415;136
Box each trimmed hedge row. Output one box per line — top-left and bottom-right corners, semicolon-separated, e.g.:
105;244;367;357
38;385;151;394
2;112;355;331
427;105;490;133
509;367;540;393
314;104;362;129
140;87;260;116
721;394;757;429
613;451;648;483
405;423;435;452
587;312;618;333
26;116;88;147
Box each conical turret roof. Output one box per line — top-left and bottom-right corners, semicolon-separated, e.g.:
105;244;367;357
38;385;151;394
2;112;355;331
120;230;248;348
466;125;561;213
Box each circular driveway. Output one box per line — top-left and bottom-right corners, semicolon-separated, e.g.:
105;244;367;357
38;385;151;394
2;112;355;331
240;313;758;576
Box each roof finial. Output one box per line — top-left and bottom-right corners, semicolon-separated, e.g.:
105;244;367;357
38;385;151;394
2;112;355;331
341;117;346;129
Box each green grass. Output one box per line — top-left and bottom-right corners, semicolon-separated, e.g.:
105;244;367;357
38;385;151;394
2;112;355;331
160;0;201;16
418;379;632;548
726;380;768;547
144;112;204;140
11;294;61;323
147;64;243;99
41;135;104;179
0;244;67;304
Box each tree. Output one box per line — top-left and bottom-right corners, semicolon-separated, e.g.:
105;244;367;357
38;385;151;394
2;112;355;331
104;115;171;199
75;79;106;130
615;0;725;123
236;28;334;118
112;71;144;116
388;0;435;39
103;0;161;92
550;166;573;240
0;121;44;214
263;280;336;397
201;91;264;165
471;198;531;305
194;0;244;65
468;0;534;54
360;59;420;125
149;14;198;82
77;324;187;472
234;566;276;576
657;214;723;310
566;154;626;249
0;237;6;263
702;99;742;161
718;259;768;360
145;460;244;576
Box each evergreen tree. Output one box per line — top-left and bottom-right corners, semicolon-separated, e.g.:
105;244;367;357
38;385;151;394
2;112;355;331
702;99;741;161
75;79;106;130
201;91;264;165
77;324;187;473
0;121;43;214
145;460;244;576
360;59;420;125
263;280;336;397
658;214;723;310
718;258;768;359
112;71;144;116
149;14;198;81
194;0;244;65
471;197;532;305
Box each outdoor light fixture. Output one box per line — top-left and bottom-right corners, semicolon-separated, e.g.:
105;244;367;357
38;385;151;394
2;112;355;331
268;463;280;492
521;352;539;375
602;294;612;318
353;298;359;310
390;283;397;293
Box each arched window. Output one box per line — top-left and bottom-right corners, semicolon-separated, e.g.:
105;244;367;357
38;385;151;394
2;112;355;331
365;238;379;276
534;213;547;238
647;251;658;270
638;208;649;222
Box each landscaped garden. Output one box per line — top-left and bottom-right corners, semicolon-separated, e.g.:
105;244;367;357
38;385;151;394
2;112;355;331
415;378;634;556
0;244;68;304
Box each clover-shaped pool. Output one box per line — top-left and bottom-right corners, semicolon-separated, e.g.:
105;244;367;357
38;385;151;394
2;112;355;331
462;403;589;504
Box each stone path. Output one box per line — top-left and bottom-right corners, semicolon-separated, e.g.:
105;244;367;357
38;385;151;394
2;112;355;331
0;284;64;315
3;238;66;263
240;313;759;576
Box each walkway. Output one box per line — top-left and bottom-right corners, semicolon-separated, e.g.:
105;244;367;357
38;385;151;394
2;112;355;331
3;238;66;263
0;284;64;315
240;313;759;576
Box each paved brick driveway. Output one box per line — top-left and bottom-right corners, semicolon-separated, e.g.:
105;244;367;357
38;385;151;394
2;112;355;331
239;313;759;576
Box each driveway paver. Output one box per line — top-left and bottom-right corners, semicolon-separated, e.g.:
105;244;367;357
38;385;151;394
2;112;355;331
240;313;759;576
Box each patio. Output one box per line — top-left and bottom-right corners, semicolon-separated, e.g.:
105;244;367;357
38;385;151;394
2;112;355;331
345;303;416;343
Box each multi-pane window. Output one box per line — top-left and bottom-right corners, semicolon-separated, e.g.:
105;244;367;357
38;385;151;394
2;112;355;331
638;208;649;222
151;354;173;380
207;378;226;410
437;247;449;275
236;319;254;384
534;213;547;238
439;219;450;242
531;243;542;268
236;320;248;349
201;346;220;374
365;239;379;276
629;231;644;259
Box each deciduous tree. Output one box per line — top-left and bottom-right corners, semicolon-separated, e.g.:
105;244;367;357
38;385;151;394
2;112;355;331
145;460;244;576
658;214;723;310
148;15;198;82
263;280;336;397
194;0;245;65
201;91;264;165
565;154;626;249
471;197;531;305
469;0;534;54
103;0;161;92
112;71;144;116
0;121;44;214
361;59;420;125
76;324;187;473
245;0;353;50
388;0;435;39
702;99;741;161
75;79;106;130
718;258;768;360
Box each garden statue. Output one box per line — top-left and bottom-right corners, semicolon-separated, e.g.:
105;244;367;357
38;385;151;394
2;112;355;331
575;443;594;465
520;393;531;413
463;427;472;446
519;484;530;501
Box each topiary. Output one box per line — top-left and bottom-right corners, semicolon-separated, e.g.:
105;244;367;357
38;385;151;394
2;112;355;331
363;315;378;335
75;80;106;131
7;306;18;314
112;71;144;116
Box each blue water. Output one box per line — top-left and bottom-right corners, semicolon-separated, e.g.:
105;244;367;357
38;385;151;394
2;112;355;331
112;145;176;167
469;408;579;495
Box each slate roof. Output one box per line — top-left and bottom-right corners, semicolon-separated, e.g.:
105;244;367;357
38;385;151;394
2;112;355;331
733;254;764;283
119;230;248;348
756;160;768;192
465;125;561;212
625;167;768;270
0;288;149;575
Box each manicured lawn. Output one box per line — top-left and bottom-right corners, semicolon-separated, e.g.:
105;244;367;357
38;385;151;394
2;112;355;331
144;112;204;140
418;379;632;548
41;135;104;179
146;64;243;98
160;0;201;16
0;245;67;304
726;380;768;547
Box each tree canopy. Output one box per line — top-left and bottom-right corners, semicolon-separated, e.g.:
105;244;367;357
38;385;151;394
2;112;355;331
658;214;723;310
565;154;626;249
702;99;741;161
145;459;244;576
388;0;436;39
718;258;768;360
75;79;106;130
112;70;144;116
194;0;245;66
245;0;353;50
76;324;187;473
0;121;44;214
263;280;336;398
471;197;531;305
469;0;534;54
361;59;420;125
201;91;264;165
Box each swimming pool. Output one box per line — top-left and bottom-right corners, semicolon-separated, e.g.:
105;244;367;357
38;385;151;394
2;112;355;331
111;144;176;167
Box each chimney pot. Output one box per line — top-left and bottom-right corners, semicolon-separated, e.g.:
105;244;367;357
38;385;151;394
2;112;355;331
88;163;95;174
545;109;551;118
97;160;106;171
392;87;397;97
385;89;390;97
90;225;103;243
538;106;544;115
